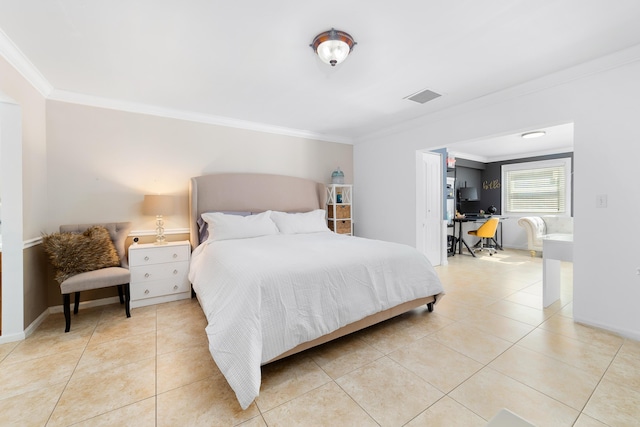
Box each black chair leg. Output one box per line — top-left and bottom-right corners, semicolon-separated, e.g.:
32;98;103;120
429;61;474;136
124;283;131;318
117;284;124;304
63;294;71;333
73;292;80;314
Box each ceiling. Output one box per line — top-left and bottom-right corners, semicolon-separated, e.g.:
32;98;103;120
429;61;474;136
1;1;640;149
448;122;574;163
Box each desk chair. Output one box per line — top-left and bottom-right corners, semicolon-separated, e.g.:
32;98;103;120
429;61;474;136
467;218;500;256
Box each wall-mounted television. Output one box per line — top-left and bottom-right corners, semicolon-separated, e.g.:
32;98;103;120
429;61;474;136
458;187;479;201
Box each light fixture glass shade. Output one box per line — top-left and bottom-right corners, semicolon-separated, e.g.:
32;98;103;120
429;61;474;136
521;130;546;139
317;40;350;66
311;28;356;67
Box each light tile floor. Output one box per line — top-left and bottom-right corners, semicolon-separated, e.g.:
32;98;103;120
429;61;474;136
1;249;639;426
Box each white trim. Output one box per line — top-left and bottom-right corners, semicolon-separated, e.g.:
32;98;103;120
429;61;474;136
573;315;640;342
0;28;352;145
22;308;49;338
450;145;574;164
24;236;42;249
501;157;572;216
48;90;354;145
48;296;122;314
0;28;53;97
129;227;190;237
358;43;640;143
0;330;25;344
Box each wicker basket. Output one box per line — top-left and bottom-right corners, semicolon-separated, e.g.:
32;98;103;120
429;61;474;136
327;205;351;219
328;220;351;234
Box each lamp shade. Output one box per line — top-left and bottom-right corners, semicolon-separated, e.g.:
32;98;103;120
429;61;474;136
142;195;175;216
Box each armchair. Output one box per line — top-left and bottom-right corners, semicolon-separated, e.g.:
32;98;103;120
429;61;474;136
518;216;573;256
55;222;132;332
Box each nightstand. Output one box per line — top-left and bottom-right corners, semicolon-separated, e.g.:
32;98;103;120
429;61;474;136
128;240;191;308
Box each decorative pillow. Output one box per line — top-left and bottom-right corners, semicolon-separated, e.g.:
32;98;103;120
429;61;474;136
201;210;278;242
42;225;122;284
270;209;330;234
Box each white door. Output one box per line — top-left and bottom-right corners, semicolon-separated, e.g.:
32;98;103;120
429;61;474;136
417;151;442;265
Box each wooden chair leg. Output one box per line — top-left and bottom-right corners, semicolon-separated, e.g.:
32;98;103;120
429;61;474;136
117;284;124;304
63;294;71;332
74;291;81;314
124;283;131;318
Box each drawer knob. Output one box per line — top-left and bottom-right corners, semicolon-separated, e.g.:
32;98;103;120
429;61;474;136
173;285;179;290
144;256;149;261
144;273;150;278
173;253;178;258
173;269;178;275
144;289;150;294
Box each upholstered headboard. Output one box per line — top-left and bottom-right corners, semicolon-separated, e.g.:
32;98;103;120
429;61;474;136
189;173;327;247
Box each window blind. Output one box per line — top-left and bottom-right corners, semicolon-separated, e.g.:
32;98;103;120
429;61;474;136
505;165;567;213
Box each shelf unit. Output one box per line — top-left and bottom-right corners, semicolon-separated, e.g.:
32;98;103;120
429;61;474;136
326;184;353;235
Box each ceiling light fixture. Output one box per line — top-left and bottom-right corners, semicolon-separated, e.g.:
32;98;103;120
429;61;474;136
521;130;546;139
311;28;357;67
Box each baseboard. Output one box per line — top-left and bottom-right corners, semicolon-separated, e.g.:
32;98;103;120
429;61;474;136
48;296;121;314
23;309;50;338
0;330;25;344
1;296;128;343
573;315;640;342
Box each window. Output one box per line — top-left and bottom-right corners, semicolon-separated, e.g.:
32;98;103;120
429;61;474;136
502;158;572;215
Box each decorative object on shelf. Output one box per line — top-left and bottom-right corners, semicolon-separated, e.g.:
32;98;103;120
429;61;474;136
143;194;175;245
311;28;357;67
331;167;345;184
487;205;497;215
446;153;456;169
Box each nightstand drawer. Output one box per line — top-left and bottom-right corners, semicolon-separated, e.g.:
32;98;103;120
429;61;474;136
129;244;190;266
130;261;189;283
130;277;190;300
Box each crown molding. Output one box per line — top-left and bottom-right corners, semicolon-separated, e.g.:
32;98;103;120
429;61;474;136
0;28;352;145
0;28;53;97
358;43;640;143
48;89;354;145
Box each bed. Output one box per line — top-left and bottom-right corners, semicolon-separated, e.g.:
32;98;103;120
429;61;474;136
188;173;444;409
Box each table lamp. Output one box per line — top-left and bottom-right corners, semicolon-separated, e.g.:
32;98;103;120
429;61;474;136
142;194;175;245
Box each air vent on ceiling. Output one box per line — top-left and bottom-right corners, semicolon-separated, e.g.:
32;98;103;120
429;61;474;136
405;88;441;104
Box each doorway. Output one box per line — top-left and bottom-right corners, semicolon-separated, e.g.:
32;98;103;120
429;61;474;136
416;123;574;261
0;93;25;341
416;151;443;266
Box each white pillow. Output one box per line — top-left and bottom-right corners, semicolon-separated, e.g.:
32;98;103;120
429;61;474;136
270;209;330;234
201;211;278;242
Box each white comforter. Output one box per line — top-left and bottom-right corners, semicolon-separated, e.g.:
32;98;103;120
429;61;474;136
188;232;443;409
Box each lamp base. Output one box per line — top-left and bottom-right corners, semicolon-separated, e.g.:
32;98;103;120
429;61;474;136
154;215;168;245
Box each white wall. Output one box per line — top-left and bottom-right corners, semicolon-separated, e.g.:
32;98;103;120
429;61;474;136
45;101;353;234
355;55;640;340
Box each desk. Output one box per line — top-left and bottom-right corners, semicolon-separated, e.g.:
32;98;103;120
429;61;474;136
452;216;505;257
542;235;573;307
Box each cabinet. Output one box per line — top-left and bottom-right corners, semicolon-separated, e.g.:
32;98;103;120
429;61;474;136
326;184;353;235
128;240;191;308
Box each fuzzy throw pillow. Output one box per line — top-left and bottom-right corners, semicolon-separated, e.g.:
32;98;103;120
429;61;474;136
42;225;121;284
